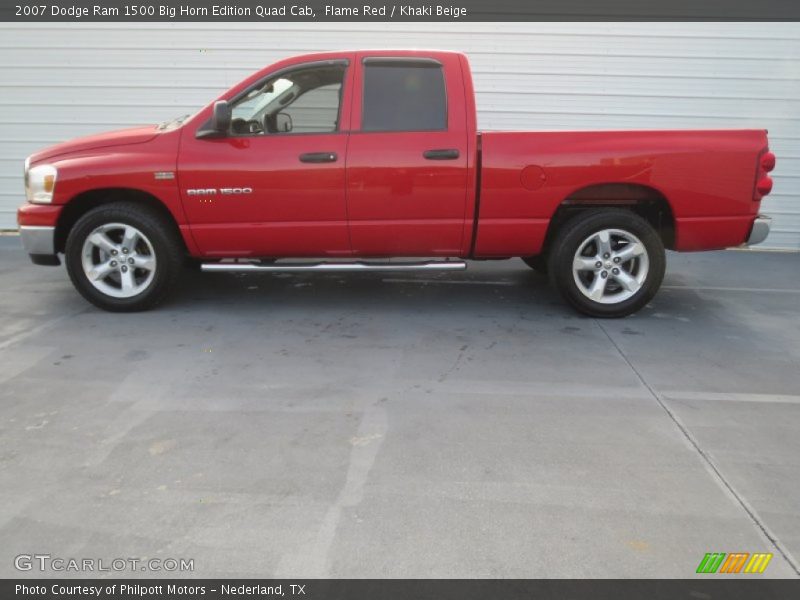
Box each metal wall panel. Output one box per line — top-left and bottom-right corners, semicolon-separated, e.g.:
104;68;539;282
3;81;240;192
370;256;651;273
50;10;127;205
1;22;798;249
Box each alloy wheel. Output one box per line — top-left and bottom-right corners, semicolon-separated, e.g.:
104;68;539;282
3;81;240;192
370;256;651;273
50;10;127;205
80;222;157;298
571;228;649;305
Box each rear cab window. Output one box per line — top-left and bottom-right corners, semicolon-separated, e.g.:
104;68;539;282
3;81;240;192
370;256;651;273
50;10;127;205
361;59;447;132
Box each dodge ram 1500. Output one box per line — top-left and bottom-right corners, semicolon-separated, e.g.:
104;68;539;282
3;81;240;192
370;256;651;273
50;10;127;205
18;50;775;317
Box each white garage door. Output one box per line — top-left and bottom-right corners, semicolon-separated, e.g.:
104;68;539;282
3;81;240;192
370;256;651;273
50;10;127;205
1;22;798;249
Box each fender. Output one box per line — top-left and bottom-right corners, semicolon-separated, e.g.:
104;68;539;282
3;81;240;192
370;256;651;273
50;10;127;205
27;129;201;255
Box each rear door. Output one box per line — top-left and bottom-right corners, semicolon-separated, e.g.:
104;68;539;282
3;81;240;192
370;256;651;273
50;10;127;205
345;53;469;256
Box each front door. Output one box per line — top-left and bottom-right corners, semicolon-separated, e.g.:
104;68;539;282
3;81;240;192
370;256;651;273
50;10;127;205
345;55;469;256
178;59;353;257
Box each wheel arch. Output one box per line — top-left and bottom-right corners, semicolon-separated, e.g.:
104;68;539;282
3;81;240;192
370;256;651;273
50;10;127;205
541;183;675;256
55;188;187;255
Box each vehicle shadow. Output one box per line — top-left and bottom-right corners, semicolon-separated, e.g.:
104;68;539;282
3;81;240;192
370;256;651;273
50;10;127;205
167;263;729;325
171;265;574;319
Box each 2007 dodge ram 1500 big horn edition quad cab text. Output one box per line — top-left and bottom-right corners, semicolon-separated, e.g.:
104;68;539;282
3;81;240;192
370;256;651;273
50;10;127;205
18;50;776;317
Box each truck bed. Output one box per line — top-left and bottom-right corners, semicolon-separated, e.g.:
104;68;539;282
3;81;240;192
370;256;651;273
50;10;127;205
474;129;769;256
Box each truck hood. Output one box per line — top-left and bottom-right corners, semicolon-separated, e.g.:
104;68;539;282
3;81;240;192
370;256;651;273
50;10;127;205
29;125;159;164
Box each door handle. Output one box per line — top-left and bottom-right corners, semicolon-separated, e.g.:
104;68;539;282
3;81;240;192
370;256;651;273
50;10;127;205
423;149;460;160
299;152;337;163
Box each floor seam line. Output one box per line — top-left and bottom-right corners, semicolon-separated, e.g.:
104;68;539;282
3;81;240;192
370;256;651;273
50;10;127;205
594;319;800;577
0;307;90;352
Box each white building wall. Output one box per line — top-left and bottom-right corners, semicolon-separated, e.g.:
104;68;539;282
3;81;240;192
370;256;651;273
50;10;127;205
1;22;798;249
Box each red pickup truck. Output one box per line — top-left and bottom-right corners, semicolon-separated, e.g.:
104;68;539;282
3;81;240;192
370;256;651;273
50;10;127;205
18;50;775;317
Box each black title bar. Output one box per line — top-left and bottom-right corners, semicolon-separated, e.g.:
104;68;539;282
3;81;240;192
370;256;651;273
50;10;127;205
3;0;800;21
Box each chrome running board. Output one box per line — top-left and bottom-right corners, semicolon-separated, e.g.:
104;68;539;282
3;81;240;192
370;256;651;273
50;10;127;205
201;260;467;273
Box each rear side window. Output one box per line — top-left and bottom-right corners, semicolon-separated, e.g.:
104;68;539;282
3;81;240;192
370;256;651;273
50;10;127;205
362;61;447;132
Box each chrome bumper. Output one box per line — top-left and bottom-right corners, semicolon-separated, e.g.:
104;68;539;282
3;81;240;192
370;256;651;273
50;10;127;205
19;225;56;255
746;215;771;246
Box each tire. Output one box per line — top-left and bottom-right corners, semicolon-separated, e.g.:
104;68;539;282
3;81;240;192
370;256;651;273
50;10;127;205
547;209;665;318
65;202;183;312
522;254;548;275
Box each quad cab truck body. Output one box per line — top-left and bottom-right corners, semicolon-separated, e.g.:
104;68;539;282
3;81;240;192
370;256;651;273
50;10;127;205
18;50;776;317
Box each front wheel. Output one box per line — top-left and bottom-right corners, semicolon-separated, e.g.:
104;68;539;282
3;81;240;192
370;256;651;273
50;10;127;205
65;202;183;312
547;210;666;318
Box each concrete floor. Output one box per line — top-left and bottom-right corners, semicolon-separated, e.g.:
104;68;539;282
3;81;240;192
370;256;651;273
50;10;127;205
0;236;798;578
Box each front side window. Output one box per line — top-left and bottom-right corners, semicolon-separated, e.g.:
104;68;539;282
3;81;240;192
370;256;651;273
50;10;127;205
362;61;447;132
229;64;345;135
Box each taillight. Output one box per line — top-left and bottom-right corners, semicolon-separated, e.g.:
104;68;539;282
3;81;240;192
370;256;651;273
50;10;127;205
756;176;773;196
754;148;776;201
761;152;776;172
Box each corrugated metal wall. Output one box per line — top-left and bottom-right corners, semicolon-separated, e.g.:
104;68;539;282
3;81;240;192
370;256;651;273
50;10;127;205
1;22;798;249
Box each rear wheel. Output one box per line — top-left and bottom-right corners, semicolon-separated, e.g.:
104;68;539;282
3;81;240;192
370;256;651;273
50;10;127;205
65;202;183;312
547;210;665;318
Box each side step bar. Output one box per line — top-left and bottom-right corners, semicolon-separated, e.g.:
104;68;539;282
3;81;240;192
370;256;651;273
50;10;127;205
200;260;467;273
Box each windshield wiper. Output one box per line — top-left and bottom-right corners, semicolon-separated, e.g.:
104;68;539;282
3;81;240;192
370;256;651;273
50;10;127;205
157;114;191;131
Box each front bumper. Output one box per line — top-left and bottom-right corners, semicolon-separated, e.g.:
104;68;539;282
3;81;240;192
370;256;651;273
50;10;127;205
746;215;771;246
20;225;55;254
17;203;62;266
19;226;60;266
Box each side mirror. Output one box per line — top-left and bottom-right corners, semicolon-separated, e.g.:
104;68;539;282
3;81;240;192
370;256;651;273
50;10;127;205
196;101;233;139
275;112;293;133
211;101;232;134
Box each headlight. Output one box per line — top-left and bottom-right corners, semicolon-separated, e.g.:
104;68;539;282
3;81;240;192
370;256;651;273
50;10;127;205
25;162;58;204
